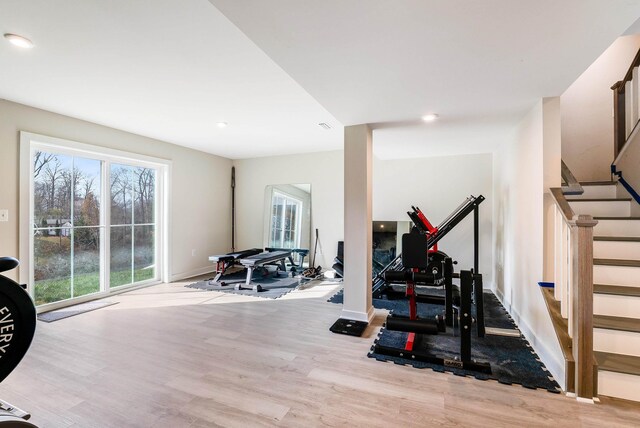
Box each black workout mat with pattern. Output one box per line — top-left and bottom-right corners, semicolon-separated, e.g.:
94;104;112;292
328;289;561;393
187;272;305;299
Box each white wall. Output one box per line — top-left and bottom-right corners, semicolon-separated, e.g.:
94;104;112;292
615;125;640;216
561;35;640;181
232;151;344;269
233;150;495;286
0;99;232;283
373;153;493;286
493;100;565;389
543;97;562;281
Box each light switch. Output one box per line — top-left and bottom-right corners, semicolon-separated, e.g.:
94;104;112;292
0;210;7;222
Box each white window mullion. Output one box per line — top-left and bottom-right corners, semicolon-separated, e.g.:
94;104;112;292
130;168;135;284
70;156;75;299
103;160;111;293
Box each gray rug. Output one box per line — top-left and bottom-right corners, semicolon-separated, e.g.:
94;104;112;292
38;300;118;322
187;276;303;299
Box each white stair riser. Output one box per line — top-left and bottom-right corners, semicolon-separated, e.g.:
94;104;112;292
568;200;630;217
594;293;640;318
594;241;640;261
598;370;640;402
580;185;617;199
595;220;640;237
594;328;640;357
593;265;640;287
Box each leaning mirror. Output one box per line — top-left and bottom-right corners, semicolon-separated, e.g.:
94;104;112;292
263;184;312;267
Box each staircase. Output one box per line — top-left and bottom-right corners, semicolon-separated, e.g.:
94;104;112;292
566;181;640;402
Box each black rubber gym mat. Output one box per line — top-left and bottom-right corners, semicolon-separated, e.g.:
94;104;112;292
186;276;304;299
328;289;561;393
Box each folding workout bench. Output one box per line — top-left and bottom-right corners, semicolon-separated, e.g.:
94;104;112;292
208;248;263;284
265;247;310;271
237;249;292;291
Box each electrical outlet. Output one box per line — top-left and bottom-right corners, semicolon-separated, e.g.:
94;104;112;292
0;210;8;222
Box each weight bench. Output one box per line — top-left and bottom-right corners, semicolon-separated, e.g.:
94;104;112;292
236;250;292;291
208;248;263;284
265;247;309;270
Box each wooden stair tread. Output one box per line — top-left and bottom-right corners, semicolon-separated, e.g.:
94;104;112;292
594;258;640;267
594;284;640;297
594;236;640;242
594;315;640;333
594;216;640;220
566;198;631;202
580;181;617;186
595;351;640;376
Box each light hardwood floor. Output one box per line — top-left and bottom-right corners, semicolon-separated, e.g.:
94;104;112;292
1;278;640;427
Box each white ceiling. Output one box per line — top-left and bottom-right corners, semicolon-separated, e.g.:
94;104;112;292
2;1;640;160
0;0;342;159
210;0;640;158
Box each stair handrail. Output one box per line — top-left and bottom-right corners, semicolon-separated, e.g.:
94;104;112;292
549;187;597;401
561;160;584;196
611;46;640;157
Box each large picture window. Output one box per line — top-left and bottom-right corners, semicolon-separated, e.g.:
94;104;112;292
20;133;168;310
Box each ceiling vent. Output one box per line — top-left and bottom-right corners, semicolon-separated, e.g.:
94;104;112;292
318;122;331;130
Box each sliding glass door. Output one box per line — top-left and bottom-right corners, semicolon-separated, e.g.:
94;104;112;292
32;152;103;305
27;138;164;309
110;164;156;288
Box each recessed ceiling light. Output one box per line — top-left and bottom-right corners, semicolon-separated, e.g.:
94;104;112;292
380;224;385;229
422;114;439;122
216;122;228;128
318;122;332;130
4;33;34;49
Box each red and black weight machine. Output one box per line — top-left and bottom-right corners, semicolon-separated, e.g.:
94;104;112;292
372;228;490;373
373;195;484;300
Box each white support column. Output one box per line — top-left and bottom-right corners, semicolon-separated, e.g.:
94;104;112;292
341;124;374;323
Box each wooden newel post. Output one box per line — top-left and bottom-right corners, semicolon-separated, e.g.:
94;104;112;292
573;214;598;400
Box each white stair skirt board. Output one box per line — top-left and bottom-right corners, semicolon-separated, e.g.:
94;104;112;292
568;200;630;217
594;294;640;318
594;219;640;237
594;265;640;287
594;241;640;260
598;370;640;402
594;328;640;357
580;185;617;199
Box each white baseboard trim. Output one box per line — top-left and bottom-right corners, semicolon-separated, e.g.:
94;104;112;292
494;287;507;309
170;266;215;283
493;291;566;392
341;306;375;324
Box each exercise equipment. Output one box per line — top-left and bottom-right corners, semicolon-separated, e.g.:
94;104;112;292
303;228;323;279
236;250;292;291
208;248;263;284
332;241;344;278
265;247;309;272
0;257;37;427
373;195;484;298
372;231;490;373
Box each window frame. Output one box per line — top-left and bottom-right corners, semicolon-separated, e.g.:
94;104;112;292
19;131;171;313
